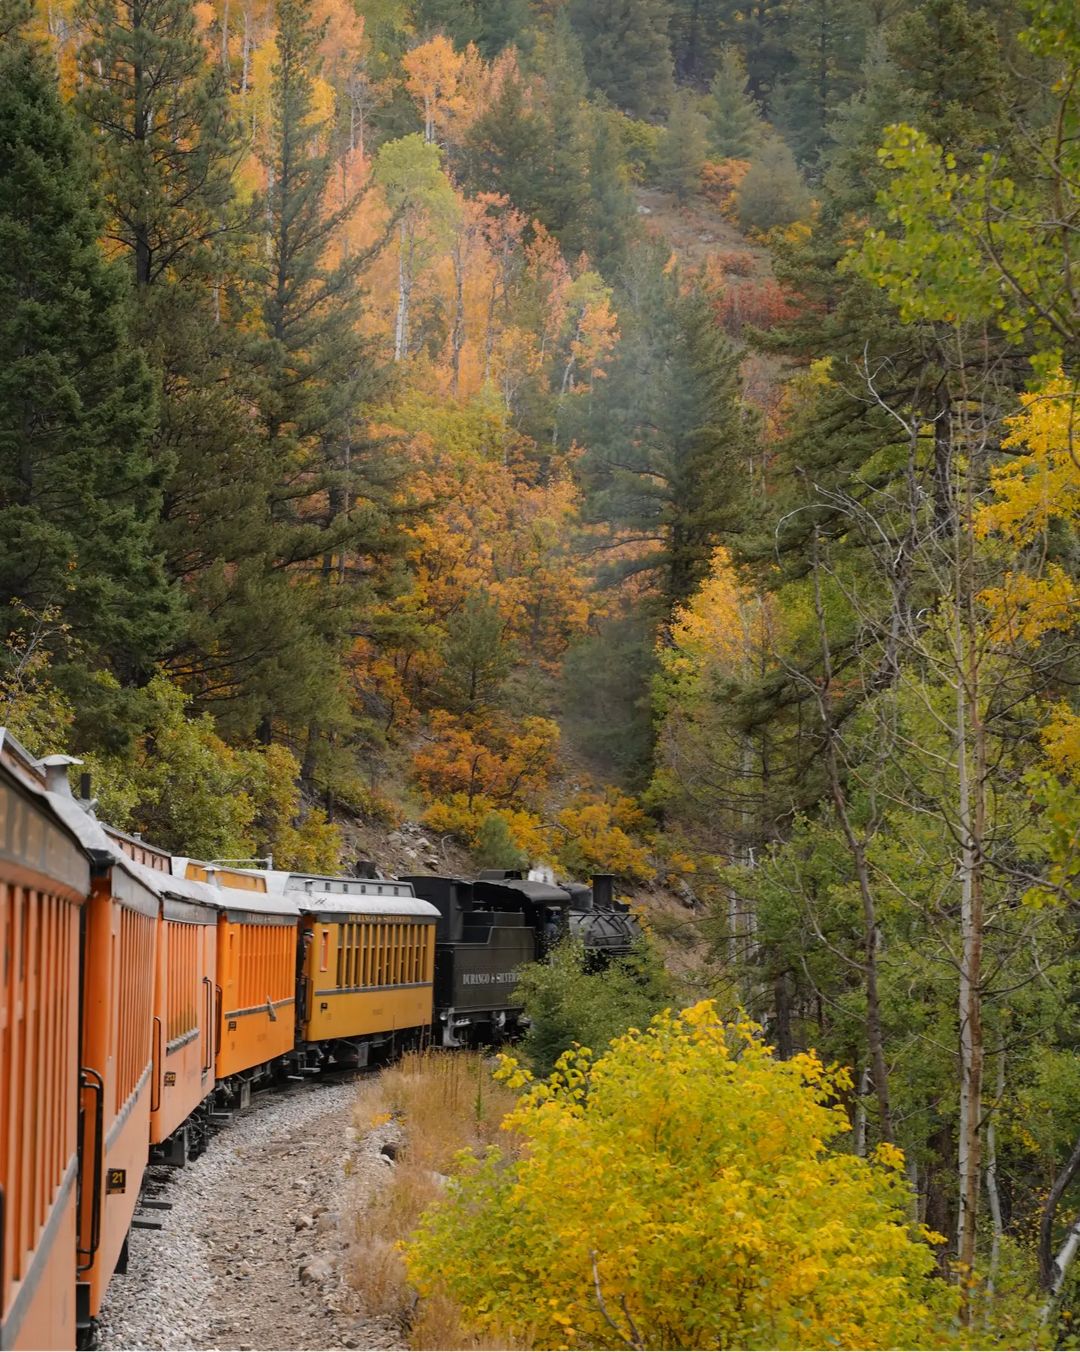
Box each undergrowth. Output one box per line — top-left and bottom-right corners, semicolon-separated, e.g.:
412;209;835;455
349;1050;522;1350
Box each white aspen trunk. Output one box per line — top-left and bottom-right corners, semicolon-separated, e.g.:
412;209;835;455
451;238;465;396
727;890;739;968
985;1047;1005;1304
241;2;250;94
221;0;229;69
1044;1221;1080;1320
954;602;985;1300
394;219;410;362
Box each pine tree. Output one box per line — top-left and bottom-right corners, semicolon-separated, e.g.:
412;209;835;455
0;24;172;681
890;0;1011;154
567;0;675;120
707;45;763;159
581;103;638;277
459;73;553;226
767;0;870;167
77;0;238;289
574;251;749;611
658;89;709;202
248;0;395;746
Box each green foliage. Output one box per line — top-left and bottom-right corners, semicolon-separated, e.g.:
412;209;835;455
0;29;172;680
737;137;811;234
567;0;674;120
561;613;657;788
514;937;671;1079
657;89;709;202
574;253;751;610
436;591;515;716
0;605;76;755
707;45;762;160
88;672;342;867
473;811;528;870
76;0;238;289
616;115;662;183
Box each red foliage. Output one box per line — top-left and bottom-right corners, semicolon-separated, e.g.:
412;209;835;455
710;250;755;278
712;277;802;338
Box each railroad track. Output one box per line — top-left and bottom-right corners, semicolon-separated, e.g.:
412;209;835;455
97;1073;401;1352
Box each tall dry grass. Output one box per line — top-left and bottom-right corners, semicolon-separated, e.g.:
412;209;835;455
348;1051;523;1349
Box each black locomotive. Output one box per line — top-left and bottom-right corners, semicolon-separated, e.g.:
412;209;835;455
403;870;640;1047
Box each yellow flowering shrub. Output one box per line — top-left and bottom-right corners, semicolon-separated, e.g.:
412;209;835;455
405;1002;964;1350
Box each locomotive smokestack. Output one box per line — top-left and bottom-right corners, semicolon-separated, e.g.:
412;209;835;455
591;874;614;909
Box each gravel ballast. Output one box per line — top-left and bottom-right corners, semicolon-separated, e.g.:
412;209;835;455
97;1078;405;1352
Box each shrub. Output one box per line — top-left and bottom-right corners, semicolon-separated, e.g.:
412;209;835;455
736;137;811;235
617;115;662;183
514;938;671;1079
699;157;750;219
474;812;528;870
405;1004;975;1350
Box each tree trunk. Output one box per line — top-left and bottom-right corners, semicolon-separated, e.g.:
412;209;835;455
451;238;465;396
985;1047;1005;1303
1039;1129;1080;1294
394;219;411;362
954;518;987;1309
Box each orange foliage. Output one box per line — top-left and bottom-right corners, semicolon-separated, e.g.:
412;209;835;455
700;158;750;219
413;711;560;808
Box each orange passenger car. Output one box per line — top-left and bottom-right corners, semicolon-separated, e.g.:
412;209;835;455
0;735;91;1352
110;842;222;1162
179;863;300;1099
43;780;162;1344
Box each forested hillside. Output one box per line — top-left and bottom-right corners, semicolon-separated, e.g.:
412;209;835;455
2;0;1080;1338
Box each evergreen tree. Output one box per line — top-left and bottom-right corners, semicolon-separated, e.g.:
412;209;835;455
658;89;709;202
669;0;793;106
249;0;395;746
889;0;1012;154
459;73;550;222
77;0;238;289
74;0;305;740
768;0;870;167
568;0;675;120
574;252;749;610
581;103;638;276
533;16;592;257
707;45;763;159
0;25;172;682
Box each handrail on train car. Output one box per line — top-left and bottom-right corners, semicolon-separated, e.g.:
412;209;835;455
215;986;223;1058
77;1068;104;1272
202;979;214;1074
151;1018;163;1113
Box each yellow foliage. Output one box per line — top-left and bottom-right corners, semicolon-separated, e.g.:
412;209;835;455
979;565;1079;644
422;794;552;863
555;790;653;882
976;373;1080;547
1041;705;1080;784
405;1003;968;1350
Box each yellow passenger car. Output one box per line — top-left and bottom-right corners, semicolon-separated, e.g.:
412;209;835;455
279;875;439;1067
